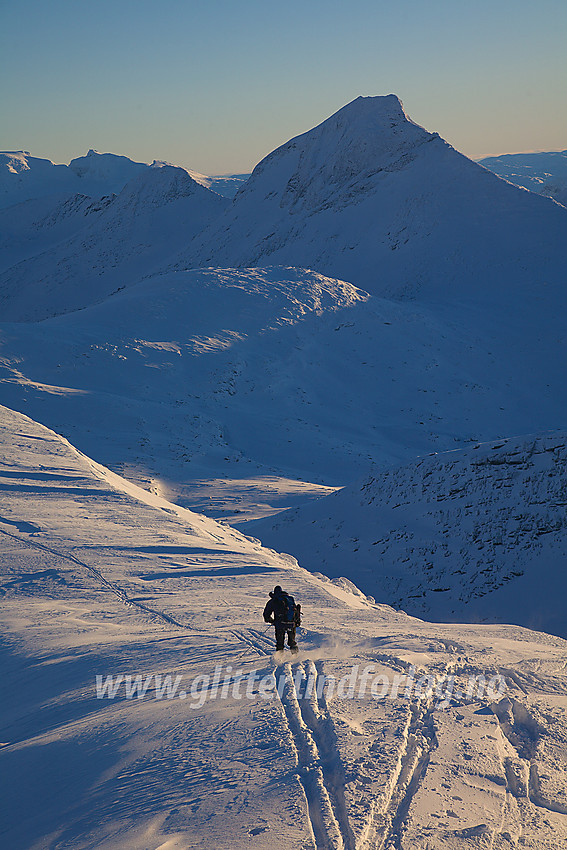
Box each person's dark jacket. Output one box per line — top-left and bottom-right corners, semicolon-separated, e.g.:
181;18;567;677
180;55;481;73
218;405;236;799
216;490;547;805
263;589;295;626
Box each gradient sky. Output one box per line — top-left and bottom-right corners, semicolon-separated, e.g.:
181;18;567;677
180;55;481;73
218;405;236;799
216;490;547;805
1;0;566;174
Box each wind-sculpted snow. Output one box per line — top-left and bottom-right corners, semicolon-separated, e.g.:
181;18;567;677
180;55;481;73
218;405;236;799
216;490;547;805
172;95;567;304
479;149;567;208
1;405;567;848
0;165;227;321
247;433;567;638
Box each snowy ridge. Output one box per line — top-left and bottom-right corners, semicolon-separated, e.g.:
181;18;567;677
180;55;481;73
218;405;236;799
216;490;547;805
0;149;147;209
0;149;247;211
246;94;437;214
68;149;149;193
247;432;567;637
0;151;81;209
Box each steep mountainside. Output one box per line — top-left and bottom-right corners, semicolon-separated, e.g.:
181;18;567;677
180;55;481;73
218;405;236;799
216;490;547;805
245;433;567;637
0;165;227;321
479;149;567;207
173;95;567;305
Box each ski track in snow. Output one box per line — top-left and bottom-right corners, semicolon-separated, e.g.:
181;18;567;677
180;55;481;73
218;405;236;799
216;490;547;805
272;658;441;850
371;699;437;850
274;660;354;850
492;698;567;819
0;525;189;630
1;98;567;850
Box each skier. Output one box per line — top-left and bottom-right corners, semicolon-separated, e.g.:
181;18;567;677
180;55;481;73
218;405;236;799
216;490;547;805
263;585;301;653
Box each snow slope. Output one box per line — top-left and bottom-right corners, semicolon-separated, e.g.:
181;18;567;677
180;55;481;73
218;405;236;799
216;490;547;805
479;150;567;208
1;265;567;527
0;191;117;278
0;152;250;322
2;404;567;849
245;432;567;639
172;95;567;305
0;165;228;321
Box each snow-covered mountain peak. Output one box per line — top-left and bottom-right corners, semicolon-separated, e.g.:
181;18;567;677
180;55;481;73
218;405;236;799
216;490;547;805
312;93;424;138
175;94;567;300
0;151;82;208
114;163;222;213
244;93;438;214
68;149;149;192
1;150;35;173
0;149;151;209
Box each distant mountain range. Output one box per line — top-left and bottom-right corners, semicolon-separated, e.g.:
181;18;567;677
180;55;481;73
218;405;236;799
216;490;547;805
0;148;249;208
0;163;227;321
479;149;567;208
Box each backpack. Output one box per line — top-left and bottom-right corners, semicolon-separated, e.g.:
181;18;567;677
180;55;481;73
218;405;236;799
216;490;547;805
274;592;297;625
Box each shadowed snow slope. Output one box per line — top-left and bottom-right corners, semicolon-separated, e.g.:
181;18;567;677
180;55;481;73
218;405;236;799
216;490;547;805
479;149;567;208
1;265;567;524
2;404;567;849
246;432;567;638
174;95;567;303
0;165;227;321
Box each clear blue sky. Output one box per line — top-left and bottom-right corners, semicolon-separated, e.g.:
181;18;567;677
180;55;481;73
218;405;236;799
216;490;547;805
1;0;566;174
